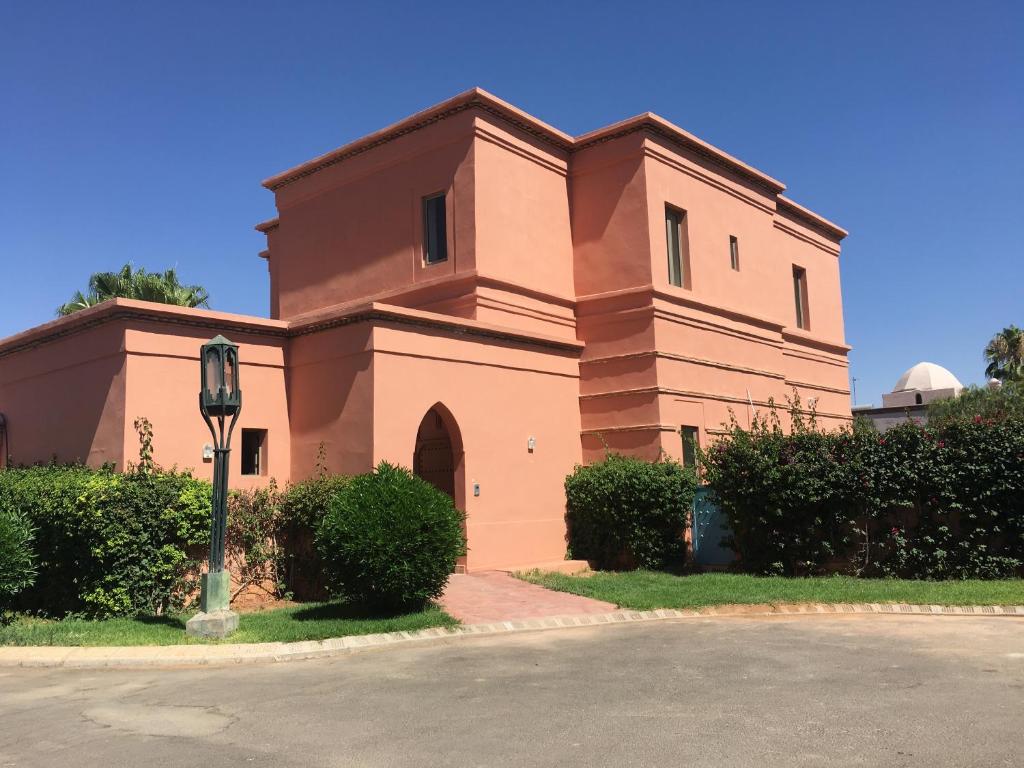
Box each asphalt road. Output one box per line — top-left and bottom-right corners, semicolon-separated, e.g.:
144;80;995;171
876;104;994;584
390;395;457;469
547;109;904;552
2;615;1022;767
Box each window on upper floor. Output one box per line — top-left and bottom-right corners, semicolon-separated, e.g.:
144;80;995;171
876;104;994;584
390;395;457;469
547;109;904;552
423;193;448;265
729;235;740;271
792;265;809;330
665;206;689;288
680;426;700;469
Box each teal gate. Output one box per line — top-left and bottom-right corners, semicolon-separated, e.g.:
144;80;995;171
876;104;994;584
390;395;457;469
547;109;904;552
691;486;733;567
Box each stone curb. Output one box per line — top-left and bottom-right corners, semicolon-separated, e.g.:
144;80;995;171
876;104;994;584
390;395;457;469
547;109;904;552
3;603;1022;670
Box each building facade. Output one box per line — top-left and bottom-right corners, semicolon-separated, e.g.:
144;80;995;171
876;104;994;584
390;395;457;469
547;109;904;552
0;89;851;570
853;361;964;430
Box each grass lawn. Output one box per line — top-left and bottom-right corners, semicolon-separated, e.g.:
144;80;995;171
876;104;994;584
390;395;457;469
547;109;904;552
519;570;1024;611
0;602;458;647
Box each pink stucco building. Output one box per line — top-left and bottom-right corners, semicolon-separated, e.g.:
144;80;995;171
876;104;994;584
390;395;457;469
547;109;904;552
0;89;851;571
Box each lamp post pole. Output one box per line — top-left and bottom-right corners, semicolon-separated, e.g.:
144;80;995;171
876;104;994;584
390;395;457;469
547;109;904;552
187;335;242;639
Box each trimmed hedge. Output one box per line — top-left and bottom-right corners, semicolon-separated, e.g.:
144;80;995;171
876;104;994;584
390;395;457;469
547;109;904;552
0;465;210;618
0;504;35;615
701;413;1024;579
316;462;465;610
565;454;696;571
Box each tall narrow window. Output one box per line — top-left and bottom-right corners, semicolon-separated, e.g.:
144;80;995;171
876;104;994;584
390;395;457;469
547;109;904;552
729;235;740;271
792;266;809;330
423;193;448;264
241;429;267;476
680;426;699;469
665;206;688;287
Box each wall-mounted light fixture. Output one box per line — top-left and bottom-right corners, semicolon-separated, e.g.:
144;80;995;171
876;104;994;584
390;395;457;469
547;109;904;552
527;436;536;453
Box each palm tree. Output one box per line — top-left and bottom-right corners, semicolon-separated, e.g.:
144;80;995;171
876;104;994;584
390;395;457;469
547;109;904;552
57;264;210;316
984;325;1024;382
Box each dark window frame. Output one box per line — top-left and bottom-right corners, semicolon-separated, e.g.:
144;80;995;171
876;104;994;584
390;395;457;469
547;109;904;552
241;428;268;476
665;205;690;288
792;265;810;330
680;425;700;469
729;235;740;271
422;192;448;265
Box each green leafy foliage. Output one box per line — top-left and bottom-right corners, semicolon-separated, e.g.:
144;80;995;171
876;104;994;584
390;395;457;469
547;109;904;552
0;465;210;618
701;404;1024;579
860;417;1024;579
315;462;466;610
279;473;350;600
701;413;866;576
565;454;696;571
57;263;210;316
927;381;1024;427
0;503;36;616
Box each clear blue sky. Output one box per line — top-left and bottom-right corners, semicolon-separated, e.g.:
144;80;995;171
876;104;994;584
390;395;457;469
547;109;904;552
2;1;1021;405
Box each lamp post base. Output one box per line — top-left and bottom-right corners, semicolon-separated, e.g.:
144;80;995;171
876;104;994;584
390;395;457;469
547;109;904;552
186;609;239;639
186;570;238;639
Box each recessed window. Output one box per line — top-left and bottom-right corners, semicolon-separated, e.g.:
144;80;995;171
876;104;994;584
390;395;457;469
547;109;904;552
665;206;689;288
792;266;809;330
729;235;740;271
423;193;448;265
241;429;267;476
680;426;700;469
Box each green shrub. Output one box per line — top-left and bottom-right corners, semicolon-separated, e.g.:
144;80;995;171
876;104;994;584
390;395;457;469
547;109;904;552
565;454;695;571
279;473;350;600
0;465;210;618
927;381;1024;427
860;417;1024;579
227;480;286;600
701;417;867;576
702;404;1024;580
315;462;465;610
0;503;36;615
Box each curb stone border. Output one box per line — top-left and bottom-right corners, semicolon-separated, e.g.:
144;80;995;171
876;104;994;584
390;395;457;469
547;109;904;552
2;603;1022;669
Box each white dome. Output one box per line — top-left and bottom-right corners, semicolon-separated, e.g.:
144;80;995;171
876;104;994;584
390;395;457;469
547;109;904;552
893;362;963;393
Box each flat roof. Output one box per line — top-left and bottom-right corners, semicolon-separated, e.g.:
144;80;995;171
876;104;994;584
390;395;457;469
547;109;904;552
259;87;844;238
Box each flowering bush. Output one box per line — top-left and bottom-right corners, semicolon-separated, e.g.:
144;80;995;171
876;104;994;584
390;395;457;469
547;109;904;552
702;405;1024;579
700;410;867;576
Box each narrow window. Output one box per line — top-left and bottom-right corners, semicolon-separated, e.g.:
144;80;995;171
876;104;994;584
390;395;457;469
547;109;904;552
792;266;809;330
665;206;688;287
423;193;448;264
241;429;267;476
729;235;740;271
680;426;699;469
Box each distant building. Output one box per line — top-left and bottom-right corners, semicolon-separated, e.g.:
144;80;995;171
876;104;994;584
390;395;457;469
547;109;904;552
853;362;963;430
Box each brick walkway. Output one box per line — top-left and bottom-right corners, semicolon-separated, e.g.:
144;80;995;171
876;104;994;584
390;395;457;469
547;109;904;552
438;571;616;624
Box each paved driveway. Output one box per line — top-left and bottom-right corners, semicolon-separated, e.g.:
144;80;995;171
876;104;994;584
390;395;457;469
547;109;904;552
2;615;1022;767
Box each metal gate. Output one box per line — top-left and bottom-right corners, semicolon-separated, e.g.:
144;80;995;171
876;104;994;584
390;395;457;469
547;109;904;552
691;486;734;567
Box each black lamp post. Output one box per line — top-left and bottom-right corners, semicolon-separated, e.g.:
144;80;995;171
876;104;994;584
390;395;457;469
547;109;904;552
187;335;242;638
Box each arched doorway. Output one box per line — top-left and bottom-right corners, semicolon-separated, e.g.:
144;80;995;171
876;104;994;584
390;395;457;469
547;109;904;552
413;404;467;571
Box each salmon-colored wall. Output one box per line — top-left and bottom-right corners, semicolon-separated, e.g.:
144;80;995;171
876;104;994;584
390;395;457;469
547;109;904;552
570;135;651;298
369;321;582;570
286;324;375;480
122;323;290;489
0;322;127;468
472;116;575;313
269;112;478;321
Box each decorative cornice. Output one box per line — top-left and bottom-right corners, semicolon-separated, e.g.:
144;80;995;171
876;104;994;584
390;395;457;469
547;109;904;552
257;88;845;241
0;298;583;361
263;89;573;191
777;195;847;241
578;120;786;196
